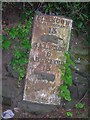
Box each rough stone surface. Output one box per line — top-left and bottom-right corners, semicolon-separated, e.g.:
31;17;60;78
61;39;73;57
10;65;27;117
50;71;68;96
23;15;72;105
6;64;19;79
18;101;62;114
69;85;78;100
64;99;77;110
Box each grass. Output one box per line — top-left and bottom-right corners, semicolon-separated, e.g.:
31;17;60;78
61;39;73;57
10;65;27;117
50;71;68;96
66;111;73;117
75;102;85;109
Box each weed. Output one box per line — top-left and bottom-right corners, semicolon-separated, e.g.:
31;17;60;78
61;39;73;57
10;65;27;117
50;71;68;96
2;35;11;49
2;40;11;50
22;38;32;50
59;85;71;101
9;27;18;39
75;102;85;109
11;21;32;81
59;52;75;101
14;49;22;59
42;3;88;32
43;3;55;14
3;13;32;81
18;66;26;81
21;7;33;20
66;111;73;117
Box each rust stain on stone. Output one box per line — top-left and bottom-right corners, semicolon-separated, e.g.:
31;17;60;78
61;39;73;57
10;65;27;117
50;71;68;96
23;15;72;105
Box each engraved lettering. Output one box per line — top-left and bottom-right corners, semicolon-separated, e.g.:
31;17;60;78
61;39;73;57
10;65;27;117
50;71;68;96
33;42;37;49
34;56;39;62
38;43;42;49
61;19;64;25
47;51;51;57
54;60;59;65
66;20;70;26
46;65;50;71
56;18;60;23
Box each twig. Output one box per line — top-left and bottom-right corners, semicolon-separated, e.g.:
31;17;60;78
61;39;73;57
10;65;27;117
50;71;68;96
78;90;88;103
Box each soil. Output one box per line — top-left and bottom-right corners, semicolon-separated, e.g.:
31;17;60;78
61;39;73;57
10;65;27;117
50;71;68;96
1;3;89;119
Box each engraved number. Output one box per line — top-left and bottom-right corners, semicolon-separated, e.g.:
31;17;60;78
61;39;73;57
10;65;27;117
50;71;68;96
47;51;51;57
48;28;57;34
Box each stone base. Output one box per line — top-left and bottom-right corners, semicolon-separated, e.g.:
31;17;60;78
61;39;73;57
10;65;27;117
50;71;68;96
18;100;62;114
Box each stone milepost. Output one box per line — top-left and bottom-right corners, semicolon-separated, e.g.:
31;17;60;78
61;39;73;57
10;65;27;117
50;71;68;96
23;15;72;105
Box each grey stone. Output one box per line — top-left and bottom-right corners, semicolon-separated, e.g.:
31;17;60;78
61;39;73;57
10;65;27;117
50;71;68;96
71;57;88;74
69;43;89;75
74;62;88;74
6;64;19;78
69;85;78;100
18;101;62;114
72;72;88;85
35;10;43;16
77;84;88;99
72;72;88;100
64;99;77;110
2;96;12;106
64;71;88;110
71;47;88;56
0;95;2;104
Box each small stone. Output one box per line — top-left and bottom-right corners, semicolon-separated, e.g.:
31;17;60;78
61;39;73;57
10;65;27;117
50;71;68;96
14;107;20;113
6;64;19;78
2;96;12;106
77;84;87;99
78;58;80;60
64;100;77;110
75;77;77;80
69;85;78;100
76;68;79;71
2;110;14;119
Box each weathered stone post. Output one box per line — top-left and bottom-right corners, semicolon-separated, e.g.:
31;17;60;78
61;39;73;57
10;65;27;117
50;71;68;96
23;15;72;111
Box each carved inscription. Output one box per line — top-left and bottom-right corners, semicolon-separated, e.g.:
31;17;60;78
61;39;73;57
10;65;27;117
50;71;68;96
31;28;65;72
28;15;73;82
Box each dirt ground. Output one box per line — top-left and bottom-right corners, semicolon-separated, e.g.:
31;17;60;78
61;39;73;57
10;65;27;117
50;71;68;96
2;3;89;119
